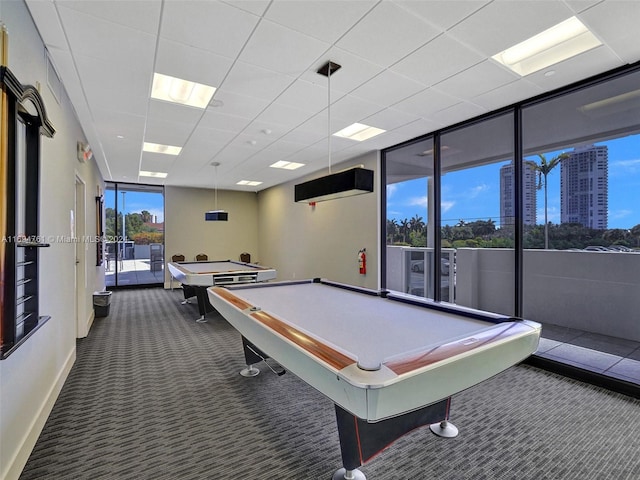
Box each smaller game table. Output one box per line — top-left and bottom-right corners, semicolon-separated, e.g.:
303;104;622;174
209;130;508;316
167;260;276;322
207;278;541;480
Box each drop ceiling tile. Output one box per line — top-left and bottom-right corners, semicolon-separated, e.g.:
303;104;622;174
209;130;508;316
210;145;260;166
581;1;640;64
392;118;445;139
25;1;68;50
447;1;574;57
154;38;234;88
75;55;150;116
140;154;176;173
238;19;331;74
393;88;462;117
144;115;194;147
56;0;162;34
265;0;375;43
435;60;519;99
210;90;270;120
279;125;327;147
362;108;423;132
330;95;385;127
160;0;260;58
274;79;329;113
177;129;234;164
91;109;146;142
255;102;315;130
221;61;296;101
336;1;440;68
395;0;490;30
220;0;270;16
351;70;427;107
433;101;487;127
58;5;156;69
472;79;543;110
199;110;253;133
564;0;602;13
391;33;484;87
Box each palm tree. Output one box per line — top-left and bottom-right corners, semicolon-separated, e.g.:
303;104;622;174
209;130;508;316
534;152;569;249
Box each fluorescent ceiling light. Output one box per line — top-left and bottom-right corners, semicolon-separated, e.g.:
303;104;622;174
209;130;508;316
492;16;602;76
333;123;386;141
143;142;182;155
151;73;216;108
139;170;168;178
236;180;262;186
270;161;305;170
579;89;640;117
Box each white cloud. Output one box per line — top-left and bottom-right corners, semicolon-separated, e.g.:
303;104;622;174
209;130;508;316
609;209;632;220
468;183;490;198
611;158;640;174
442;200;455;212
407;196;428;208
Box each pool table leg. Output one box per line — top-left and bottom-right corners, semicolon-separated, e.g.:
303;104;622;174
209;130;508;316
194;286;216;323
333;398;451;477
332;467;366;480
239;337;286;377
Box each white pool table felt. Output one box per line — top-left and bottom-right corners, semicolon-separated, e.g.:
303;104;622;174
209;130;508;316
224;282;497;370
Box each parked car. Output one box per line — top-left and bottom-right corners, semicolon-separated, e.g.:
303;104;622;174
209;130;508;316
410;258;450;275
584;246;610;252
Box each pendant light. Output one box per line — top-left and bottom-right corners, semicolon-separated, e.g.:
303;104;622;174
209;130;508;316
294;61;374;203
205;162;228;221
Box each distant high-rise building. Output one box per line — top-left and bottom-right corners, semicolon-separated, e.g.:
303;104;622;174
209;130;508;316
561;145;608;229
500;161;537;226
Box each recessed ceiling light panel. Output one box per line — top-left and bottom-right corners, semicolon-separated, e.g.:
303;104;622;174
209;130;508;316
143;142;182;155
139;170;168;178
492;16;602;76
333;123;386;141
151;73;216;108
270;161;305;170
236;180;263;186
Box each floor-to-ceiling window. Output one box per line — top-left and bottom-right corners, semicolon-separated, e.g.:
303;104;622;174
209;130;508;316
439;113;515;313
382;63;640;391
521;68;640;385
105;183;164;288
384;136;435;300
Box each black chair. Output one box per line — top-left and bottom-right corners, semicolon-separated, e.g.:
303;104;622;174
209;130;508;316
240;252;251;263
195;253;208;261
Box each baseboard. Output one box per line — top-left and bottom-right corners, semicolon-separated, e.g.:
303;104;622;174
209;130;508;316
3;347;76;480
86;309;95;333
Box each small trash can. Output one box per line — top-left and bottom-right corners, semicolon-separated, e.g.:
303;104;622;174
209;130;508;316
93;291;112;318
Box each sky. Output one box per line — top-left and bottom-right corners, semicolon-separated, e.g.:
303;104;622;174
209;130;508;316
105;189;164;223
387;135;640;230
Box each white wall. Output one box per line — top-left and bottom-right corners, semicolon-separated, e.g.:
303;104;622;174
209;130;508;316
256;153;379;290
164;186;259;285
0;2;104;479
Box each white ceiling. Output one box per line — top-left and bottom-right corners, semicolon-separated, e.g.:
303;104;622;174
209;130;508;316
25;0;640;191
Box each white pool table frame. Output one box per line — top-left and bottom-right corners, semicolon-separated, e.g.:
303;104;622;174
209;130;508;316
207;279;541;422
167;259;276;287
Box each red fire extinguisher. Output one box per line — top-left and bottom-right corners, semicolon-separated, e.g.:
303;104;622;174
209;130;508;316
358;248;367;275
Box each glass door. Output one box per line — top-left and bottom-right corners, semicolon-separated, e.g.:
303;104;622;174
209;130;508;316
105;183;164;287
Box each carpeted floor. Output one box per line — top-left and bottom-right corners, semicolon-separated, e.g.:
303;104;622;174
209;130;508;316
19;288;640;480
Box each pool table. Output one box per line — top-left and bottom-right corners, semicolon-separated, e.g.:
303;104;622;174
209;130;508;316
167;260;276;322
207;278;541;480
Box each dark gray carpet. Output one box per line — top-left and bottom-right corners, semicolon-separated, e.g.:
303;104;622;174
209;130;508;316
20;288;640;480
